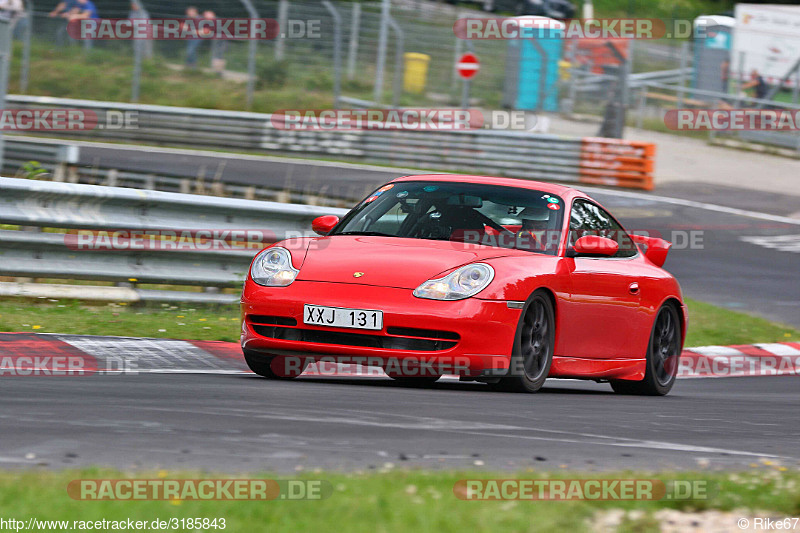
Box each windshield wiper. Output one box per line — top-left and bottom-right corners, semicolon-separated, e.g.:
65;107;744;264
335;231;396;237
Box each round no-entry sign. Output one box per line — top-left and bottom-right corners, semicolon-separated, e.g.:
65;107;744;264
457;53;480;79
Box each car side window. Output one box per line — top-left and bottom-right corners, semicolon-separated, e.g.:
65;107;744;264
568;200;637;258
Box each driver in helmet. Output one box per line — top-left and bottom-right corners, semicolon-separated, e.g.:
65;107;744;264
517;205;552;251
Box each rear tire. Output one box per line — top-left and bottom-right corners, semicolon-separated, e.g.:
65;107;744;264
493;290;554;393
610;303;681;396
243;350;306;379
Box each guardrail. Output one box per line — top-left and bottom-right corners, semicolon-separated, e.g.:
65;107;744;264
628;68;695;88
5;95;656;190
3;136;365;207
573;67;695;93
3;138;80;178
0;177;348;304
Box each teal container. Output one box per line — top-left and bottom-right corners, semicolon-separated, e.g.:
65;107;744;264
504;17;565;111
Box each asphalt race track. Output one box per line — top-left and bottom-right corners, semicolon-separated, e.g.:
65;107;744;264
74;142;800;327
2;374;799;471
1;144;798;473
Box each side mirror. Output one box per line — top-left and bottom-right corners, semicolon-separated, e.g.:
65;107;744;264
311;215;340;236
569;235;619;257
630;234;672;267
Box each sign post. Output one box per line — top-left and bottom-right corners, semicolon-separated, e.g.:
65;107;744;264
457;52;479;109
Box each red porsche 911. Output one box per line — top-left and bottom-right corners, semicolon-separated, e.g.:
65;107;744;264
240;174;686;395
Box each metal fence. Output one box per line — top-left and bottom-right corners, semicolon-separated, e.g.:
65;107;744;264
632;81;800;154
12;1;691;114
0;176;348;303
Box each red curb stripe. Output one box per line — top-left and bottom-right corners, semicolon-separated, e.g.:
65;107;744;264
186;340;243;361
0;332;98;375
1;334;798;379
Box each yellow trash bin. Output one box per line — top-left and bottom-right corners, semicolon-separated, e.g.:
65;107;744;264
558;59;572;81
403;53;431;94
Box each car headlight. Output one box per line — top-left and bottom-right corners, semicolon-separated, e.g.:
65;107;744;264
250;247;299;287
413;263;494;301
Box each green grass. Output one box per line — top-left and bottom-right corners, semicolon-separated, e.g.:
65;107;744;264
0;467;798;533
683;298;798;347
7;41;350;113
0;297;796;347
0;299;240;342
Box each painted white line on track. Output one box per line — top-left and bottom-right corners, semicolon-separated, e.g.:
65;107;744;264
9;136;415;174
580;185;800;226
0;456;38;464
454;430;783;459
134;404;784;460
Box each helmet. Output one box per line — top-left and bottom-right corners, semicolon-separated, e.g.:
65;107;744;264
519;206;551;222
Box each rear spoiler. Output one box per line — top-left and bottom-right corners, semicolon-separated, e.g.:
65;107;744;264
630;234;672;267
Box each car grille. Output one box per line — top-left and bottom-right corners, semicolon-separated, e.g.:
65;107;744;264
248;315;298;326
249;320;459;351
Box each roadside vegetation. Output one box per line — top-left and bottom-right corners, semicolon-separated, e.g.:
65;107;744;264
8;42;352;113
0;297;796;347
0;466;798;533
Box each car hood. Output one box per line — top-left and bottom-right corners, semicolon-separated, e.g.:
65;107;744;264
295;236;528;289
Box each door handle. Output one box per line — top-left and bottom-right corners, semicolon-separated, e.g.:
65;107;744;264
629;282;640;295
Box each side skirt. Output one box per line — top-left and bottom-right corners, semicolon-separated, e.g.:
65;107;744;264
548;356;646;381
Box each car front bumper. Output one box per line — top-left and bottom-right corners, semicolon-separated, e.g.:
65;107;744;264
241;280;522;376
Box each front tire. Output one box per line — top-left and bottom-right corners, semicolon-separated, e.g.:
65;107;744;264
610;303;681;396
493;290;555;393
243;350;307;379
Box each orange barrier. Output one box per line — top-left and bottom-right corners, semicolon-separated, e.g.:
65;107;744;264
568;39;629;75
578;138;656;190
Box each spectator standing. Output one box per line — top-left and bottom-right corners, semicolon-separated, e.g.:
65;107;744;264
49;0;79;45
742;68;768;101
0;0;26;38
204;10;227;74
184;6;202;68
67;0;99;49
128;0;152;59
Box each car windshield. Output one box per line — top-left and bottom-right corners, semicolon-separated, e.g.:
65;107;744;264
331;181;565;255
